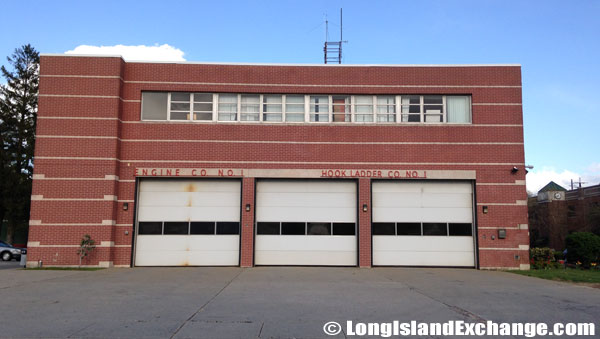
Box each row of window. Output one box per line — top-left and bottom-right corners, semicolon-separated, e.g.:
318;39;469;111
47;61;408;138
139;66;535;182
138;221;472;236
138;221;240;235
257;222;356;236
141;92;472;124
372;222;473;236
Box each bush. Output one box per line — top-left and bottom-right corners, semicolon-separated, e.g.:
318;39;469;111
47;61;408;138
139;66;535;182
565;232;600;268
553;250;564;262
529;247;561;269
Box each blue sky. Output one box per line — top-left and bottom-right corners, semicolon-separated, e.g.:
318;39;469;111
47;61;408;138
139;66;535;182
2;0;598;192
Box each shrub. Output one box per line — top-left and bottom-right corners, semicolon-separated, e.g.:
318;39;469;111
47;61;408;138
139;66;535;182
553;250;564;262
565;232;600;268
529;247;560;269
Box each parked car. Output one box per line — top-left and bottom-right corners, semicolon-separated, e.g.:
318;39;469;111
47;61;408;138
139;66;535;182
0;241;26;261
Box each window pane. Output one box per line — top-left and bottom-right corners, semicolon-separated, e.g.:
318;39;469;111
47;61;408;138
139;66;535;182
423;223;448;236
373;223;395;235
218;94;237;121
402;95;420;105
333;223;355;235
141;92;168;120
397;223;421;235
194;103;212;112
377;115;396;122
356;114;374;122
194;112;212;121
194;93;212;102
310;114;329;122
423;95;442;104
170;112;189;120
139;222;162;235
307;222;331;235
286;105;304;113
310;96;329;112
263;113;282;122
263;95;282;104
190;222;215;235
216;222;240;235
447;96;471;123
171;92;190;101
164;222;188;235
449;223;472;236
170;102;190;111
355;95;373;105
281;222;305;235
286;95;304;104
257;222;280;235
286;113;304;122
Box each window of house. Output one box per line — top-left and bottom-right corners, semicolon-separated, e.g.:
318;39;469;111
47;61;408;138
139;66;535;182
310;96;330;122
448;223;472;236
141;92;168;120
377;96;396;122
423;223;448;236
307;222;332;235
240;94;260;121
163;222;189;235
285;95;305;122
397;223;422;235
332;96;351;122
355;96;374;122
218;94;238;121
333;223;356;235
447;96;471;123
216;222;240;234
372;223;396;235
401;95;421;122
423;95;444;122
263;95;283;122
257;222;280;235
193;93;213;121
169;92;191;120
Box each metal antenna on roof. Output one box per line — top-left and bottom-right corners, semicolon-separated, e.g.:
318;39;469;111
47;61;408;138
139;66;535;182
324;8;348;64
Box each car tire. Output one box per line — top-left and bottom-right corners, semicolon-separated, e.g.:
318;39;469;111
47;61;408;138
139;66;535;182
1;251;12;261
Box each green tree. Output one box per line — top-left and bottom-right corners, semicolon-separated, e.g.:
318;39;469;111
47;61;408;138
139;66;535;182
0;44;39;244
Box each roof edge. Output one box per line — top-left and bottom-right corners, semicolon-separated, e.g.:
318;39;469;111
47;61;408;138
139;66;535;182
40;54;521;67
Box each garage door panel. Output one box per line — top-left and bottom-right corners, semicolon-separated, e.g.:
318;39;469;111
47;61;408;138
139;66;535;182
373;236;474;266
421;193;472;208
258;181;355;193
258;207;356;223
255;236;356;266
373;192;422;207
257;192;355;208
138;207;191;222
420;208;473;223
189;208;239;222
139;191;191;207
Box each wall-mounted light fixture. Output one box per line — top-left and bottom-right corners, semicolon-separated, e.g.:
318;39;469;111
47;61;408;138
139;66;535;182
245;204;251;212
363;204;368;212
123;202;129;211
511;166;519;174
482;205;488;214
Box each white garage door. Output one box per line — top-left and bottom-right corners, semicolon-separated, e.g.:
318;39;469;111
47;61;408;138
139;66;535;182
255;180;357;266
135;179;240;266
372;181;475;267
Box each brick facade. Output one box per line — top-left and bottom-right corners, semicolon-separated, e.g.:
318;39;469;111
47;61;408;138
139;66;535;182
28;55;529;269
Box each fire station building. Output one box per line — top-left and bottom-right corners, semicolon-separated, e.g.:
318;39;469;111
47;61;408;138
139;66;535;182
27;55;530;269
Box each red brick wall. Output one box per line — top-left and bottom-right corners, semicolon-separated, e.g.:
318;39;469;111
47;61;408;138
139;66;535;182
28;55;528;269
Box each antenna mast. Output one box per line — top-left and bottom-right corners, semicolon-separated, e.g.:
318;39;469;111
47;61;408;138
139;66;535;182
324;8;348;64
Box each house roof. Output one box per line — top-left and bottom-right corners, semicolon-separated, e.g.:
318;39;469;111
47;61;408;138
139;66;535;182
539;181;567;193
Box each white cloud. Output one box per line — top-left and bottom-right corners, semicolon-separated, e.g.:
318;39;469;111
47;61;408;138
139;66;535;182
65;44;186;62
526;165;600;193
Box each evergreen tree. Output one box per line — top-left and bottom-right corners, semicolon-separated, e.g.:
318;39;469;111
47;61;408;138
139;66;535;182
0;44;39;244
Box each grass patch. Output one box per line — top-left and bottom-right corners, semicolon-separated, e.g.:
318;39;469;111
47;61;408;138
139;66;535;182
509;268;600;284
24;267;105;271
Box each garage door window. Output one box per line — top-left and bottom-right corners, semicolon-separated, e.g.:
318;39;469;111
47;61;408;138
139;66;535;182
139;222;162;235
449;223;473;236
423;223;448;236
190;222;215;235
373;223;396;235
164;222;188;235
216;222;240;235
258;222;355;236
397;223;422;235
138;221;239;235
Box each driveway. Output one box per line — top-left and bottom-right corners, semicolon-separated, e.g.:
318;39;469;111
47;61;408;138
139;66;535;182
0;267;598;338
